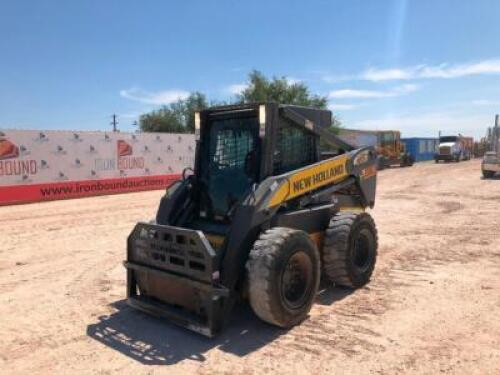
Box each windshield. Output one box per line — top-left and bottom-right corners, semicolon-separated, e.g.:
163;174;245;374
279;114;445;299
378;132;396;145
201;116;260;220
440;136;458;143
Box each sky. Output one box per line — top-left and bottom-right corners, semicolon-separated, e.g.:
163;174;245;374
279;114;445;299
1;0;499;138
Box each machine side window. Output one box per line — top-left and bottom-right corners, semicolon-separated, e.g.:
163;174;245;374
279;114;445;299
379;132;395;145
211;128;254;170
274;121;316;174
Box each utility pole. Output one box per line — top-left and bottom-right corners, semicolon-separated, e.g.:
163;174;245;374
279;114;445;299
111;114;119;132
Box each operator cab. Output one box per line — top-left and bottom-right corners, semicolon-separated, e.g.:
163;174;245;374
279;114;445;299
194;104;324;224
199;110;261;221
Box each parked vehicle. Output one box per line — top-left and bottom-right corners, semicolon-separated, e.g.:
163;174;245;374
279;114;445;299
338;129;414;170
482;115;500;178
434;135;473;163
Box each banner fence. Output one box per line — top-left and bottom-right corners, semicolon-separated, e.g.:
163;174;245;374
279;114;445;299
0;129;195;205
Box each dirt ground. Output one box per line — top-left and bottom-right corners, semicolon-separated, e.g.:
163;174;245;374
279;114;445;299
1;159;499;374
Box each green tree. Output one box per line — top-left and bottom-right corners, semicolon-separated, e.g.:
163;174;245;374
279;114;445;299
237;70;341;130
139;92;208;133
237;70;328;109
138;71;341;133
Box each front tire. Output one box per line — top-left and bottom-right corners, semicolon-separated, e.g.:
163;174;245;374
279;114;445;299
322;212;378;288
400;154;414;167
246;227;320;328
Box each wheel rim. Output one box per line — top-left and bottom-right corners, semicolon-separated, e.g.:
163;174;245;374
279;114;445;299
280;251;313;310
352;228;374;273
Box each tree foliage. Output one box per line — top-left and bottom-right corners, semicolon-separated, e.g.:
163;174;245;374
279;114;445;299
138;70;341;133
237;70;340;129
139;92;208;133
237;70;328;109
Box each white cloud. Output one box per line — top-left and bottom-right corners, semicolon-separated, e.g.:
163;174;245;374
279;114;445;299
329;103;358;111
225;83;248;95
120;111;141;119
352;112;491;139
321;74;356;84
120;88;190;105
286;77;302;85
361;59;500;82
472;99;500;106
361;67;418;82
329;89;387;99
230;67;245;72
329;84;419;99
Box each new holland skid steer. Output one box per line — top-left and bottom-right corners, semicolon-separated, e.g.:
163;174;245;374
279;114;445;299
125;103;378;336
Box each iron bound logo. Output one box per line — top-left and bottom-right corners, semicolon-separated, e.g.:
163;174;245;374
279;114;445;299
95;139;145;171
117;140;144;170
0;138;19;160
117;139;133;157
0;135;37;176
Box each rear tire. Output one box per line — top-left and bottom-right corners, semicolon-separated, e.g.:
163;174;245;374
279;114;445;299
246;227;320;328
483;170;495;178
322;212;378;288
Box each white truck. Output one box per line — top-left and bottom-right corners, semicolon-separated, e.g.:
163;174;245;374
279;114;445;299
482;115;500;178
434;135;473;163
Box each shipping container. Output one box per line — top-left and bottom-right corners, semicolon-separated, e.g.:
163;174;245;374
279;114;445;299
401;137;439;162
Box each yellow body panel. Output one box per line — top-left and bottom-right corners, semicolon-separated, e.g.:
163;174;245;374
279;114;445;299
268;155;349;207
339;206;365;212
205;234;225;251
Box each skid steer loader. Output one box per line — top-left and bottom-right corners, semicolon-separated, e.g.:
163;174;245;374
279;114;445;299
125;103;378;336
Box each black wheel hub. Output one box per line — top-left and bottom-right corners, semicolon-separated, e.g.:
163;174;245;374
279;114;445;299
352;229;374;273
281;251;313;310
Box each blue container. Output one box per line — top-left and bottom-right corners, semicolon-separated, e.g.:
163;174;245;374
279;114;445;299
401;137;439;162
